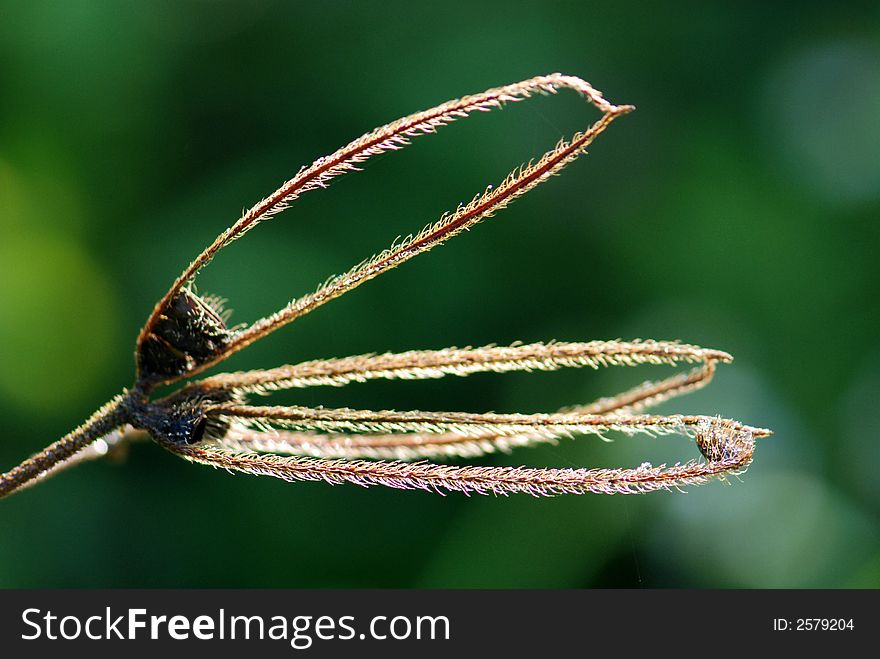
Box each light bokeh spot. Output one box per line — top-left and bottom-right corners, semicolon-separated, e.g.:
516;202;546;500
0;234;119;414
763;40;880;208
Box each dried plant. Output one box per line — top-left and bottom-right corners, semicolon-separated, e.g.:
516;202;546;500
0;73;771;499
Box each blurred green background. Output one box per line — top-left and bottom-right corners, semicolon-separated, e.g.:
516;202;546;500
1;1;878;588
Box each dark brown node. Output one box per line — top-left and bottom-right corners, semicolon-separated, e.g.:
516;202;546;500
136;288;233;384
125;386;236;446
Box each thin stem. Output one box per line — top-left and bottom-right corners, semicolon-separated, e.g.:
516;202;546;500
9;426;149;495
196;340;729;393
0;395;127;499
209;403;772;441
577;363;718;415
164;415;759;496
215;427;557;461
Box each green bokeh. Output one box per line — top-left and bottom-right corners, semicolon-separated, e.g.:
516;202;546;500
1;0;878;588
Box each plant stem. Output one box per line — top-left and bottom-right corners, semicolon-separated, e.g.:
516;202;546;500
0;395;127;499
